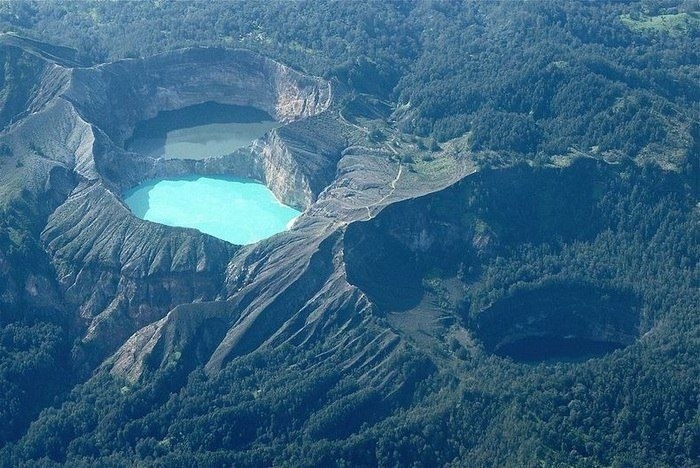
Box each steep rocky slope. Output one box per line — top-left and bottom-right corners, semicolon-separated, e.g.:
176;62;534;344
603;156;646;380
0;37;341;372
0;34;697;465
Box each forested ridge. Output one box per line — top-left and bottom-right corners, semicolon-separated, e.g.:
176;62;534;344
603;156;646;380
4;160;696;467
1;0;698;164
0;0;698;466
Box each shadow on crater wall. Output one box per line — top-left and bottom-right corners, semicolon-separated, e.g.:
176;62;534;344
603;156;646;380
474;281;641;363
343;159;614;313
344;220;425;311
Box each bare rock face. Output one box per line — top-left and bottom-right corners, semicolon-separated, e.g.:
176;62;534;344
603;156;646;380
41;181;234;366
0;34;73;131
63;48;331;147
255;113;350;209
1;41;343;371
110;301;234;382
105;144;474;383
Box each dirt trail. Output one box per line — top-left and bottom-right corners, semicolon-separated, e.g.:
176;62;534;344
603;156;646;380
364;162;403;220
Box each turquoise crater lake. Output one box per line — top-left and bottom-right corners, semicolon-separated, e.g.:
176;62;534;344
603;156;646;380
124;176;301;245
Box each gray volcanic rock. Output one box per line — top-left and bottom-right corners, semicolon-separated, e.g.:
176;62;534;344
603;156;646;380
41;181;235;365
105;124;479;383
110;301;234;382
259;112;352;209
1;37;696;468
63;47;331;147
107;143;475;382
0;41;345;371
0;34;73;131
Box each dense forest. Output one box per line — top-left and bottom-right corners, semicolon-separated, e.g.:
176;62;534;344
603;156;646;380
2;161;697;467
0;0;698;165
0;0;698;466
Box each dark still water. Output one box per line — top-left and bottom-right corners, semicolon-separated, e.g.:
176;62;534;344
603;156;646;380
126;101;279;160
496;336;625;363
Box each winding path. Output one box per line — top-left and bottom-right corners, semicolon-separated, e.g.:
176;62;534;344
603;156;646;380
364;162;403;220
337;106;404;221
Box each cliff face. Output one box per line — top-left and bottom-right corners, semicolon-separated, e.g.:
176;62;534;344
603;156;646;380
0;43;339;371
65;48;339;210
64;48;331;146
41;181;235;369
0;37;71;131
2;35;697;465
108;155;674;383
255;113;349;209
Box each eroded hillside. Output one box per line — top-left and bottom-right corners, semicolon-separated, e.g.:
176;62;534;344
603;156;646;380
0;24;697;467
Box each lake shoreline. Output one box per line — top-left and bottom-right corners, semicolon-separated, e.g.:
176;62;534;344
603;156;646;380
124;176;300;245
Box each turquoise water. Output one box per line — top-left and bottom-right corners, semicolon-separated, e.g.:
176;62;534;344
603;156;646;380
124;176;300;245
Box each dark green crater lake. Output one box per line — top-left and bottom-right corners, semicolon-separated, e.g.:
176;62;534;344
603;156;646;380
126;101;279;160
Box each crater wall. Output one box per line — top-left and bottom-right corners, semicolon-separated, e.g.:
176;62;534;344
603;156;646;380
343;158;663;363
0;44;339;372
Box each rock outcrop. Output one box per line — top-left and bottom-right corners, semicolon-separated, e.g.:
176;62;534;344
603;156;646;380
0;41;344;370
63;47;331;146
